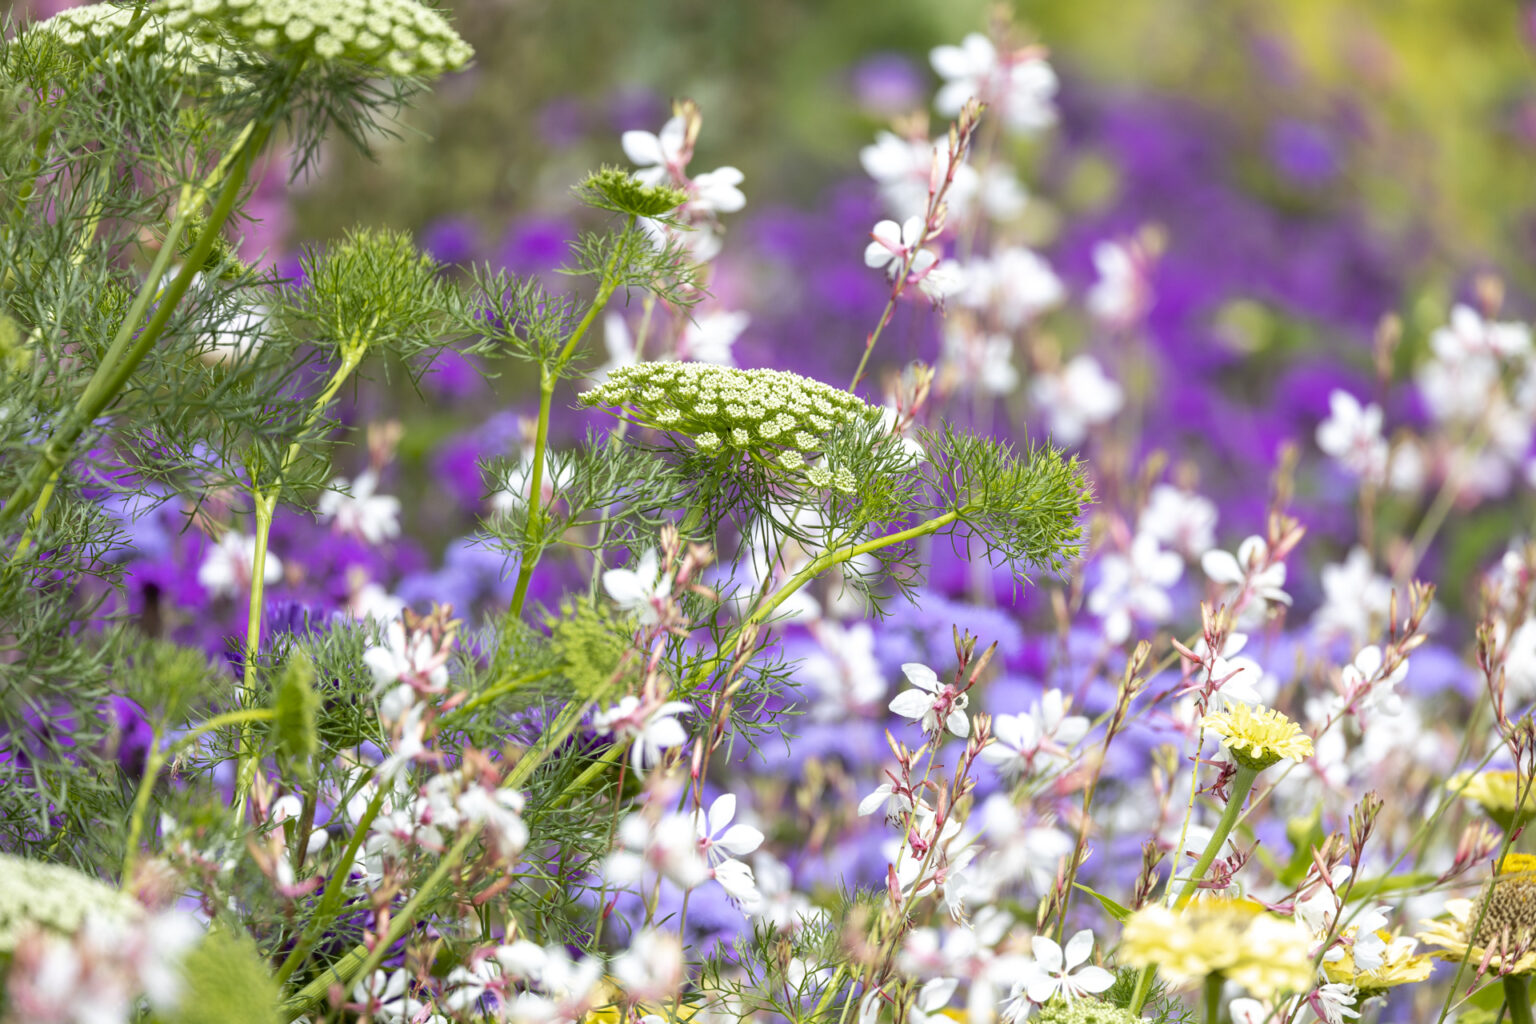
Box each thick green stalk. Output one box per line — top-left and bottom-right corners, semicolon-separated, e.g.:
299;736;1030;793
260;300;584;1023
1129;765;1259;1015
1202;971;1224;1024
3;114;273;539
1507;974;1534;1024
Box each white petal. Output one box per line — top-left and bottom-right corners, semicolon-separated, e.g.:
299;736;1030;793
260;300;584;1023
1030;935;1064;973
1071;965;1114;995
709;793;737;835
1062;930;1095;969
889;690;933;720
902;663;940;692
621;130;664;167
718;823;764;856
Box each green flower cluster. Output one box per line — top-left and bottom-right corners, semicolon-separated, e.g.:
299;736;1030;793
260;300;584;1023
30;3;232;81
1033;998;1142;1024
0;852;139;951
580;363;877;493
161;0;473;77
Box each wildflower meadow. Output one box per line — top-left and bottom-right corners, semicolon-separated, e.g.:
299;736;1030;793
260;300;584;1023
5;2;1536;1024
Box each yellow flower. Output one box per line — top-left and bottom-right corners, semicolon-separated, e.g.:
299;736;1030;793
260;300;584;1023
1448;770;1536;831
1201;704;1313;771
1417;855;1536;975
1119;898;1316;999
1321;930;1433;995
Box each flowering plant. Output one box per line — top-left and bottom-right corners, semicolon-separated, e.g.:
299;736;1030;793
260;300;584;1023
5;5;1536;1024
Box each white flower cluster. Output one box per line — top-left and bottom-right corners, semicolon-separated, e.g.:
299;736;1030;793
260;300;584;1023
0;853;138;952
160;0;473;77
30;4;235;84
580;363;879;493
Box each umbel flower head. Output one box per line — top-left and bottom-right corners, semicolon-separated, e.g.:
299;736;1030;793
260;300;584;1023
1202;703;1313;771
1448;769;1536;832
0;852;140;952
160;0;473;77
28;3;234;83
1419;853;1536;974
1119;898;1316;1000
579;363;879;494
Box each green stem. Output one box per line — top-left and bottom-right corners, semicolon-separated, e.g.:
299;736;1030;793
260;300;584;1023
1506;973;1534;1024
274;783;389;986
1129;765;1259;1015
1202;971;1225;1024
496;217;632;649
233;347;364;814
3;107;277;539
121;707;278;881
279;698;594;1016
121;734;165;881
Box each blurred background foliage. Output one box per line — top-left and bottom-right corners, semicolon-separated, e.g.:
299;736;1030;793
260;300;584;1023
289;0;1536;286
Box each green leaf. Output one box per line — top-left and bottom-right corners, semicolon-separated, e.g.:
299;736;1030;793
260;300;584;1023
1073;882;1131;922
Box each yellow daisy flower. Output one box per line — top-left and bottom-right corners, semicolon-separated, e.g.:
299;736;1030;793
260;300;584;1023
1321;929;1434;996
1120;898;1316;999
1417;854;1536;975
1448;770;1536;831
1201;704;1313;771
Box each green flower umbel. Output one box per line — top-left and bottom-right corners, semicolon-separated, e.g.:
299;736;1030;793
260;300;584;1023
28;4;234;82
580;363;878;494
161;0;473;76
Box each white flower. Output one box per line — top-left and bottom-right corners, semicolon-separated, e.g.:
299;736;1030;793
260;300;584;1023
317;469;401;545
1339;645;1408;719
980;690;1088;779
610;929;685;1005
442;956;500;1014
889;662;970;738
799;622;886;720
1086;239;1149;326
907;978;959;1024
930;32;1058;135
1314;983;1360;1024
1138;483;1218;557
364;618;450;693
607;810;711;891
1030;355;1124;445
456;783;529;861
1193;632;1270;708
1312;547;1393;644
1316;390;1388;481
689;166;746;214
1507;619;1536;703
197;530;282;599
678;309;747;365
958;246;1064;328
1202;535;1292;610
492;451;575;516
941;323;1018;396
592;696;692;775
858;777;918;820
1432;303;1531;362
1016;930;1113;1006
623;115;688;186
860;131;979;223
1086;532;1183;644
865;216;927;274
693;793;764;866
602;548;671;626
751;851;824;934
